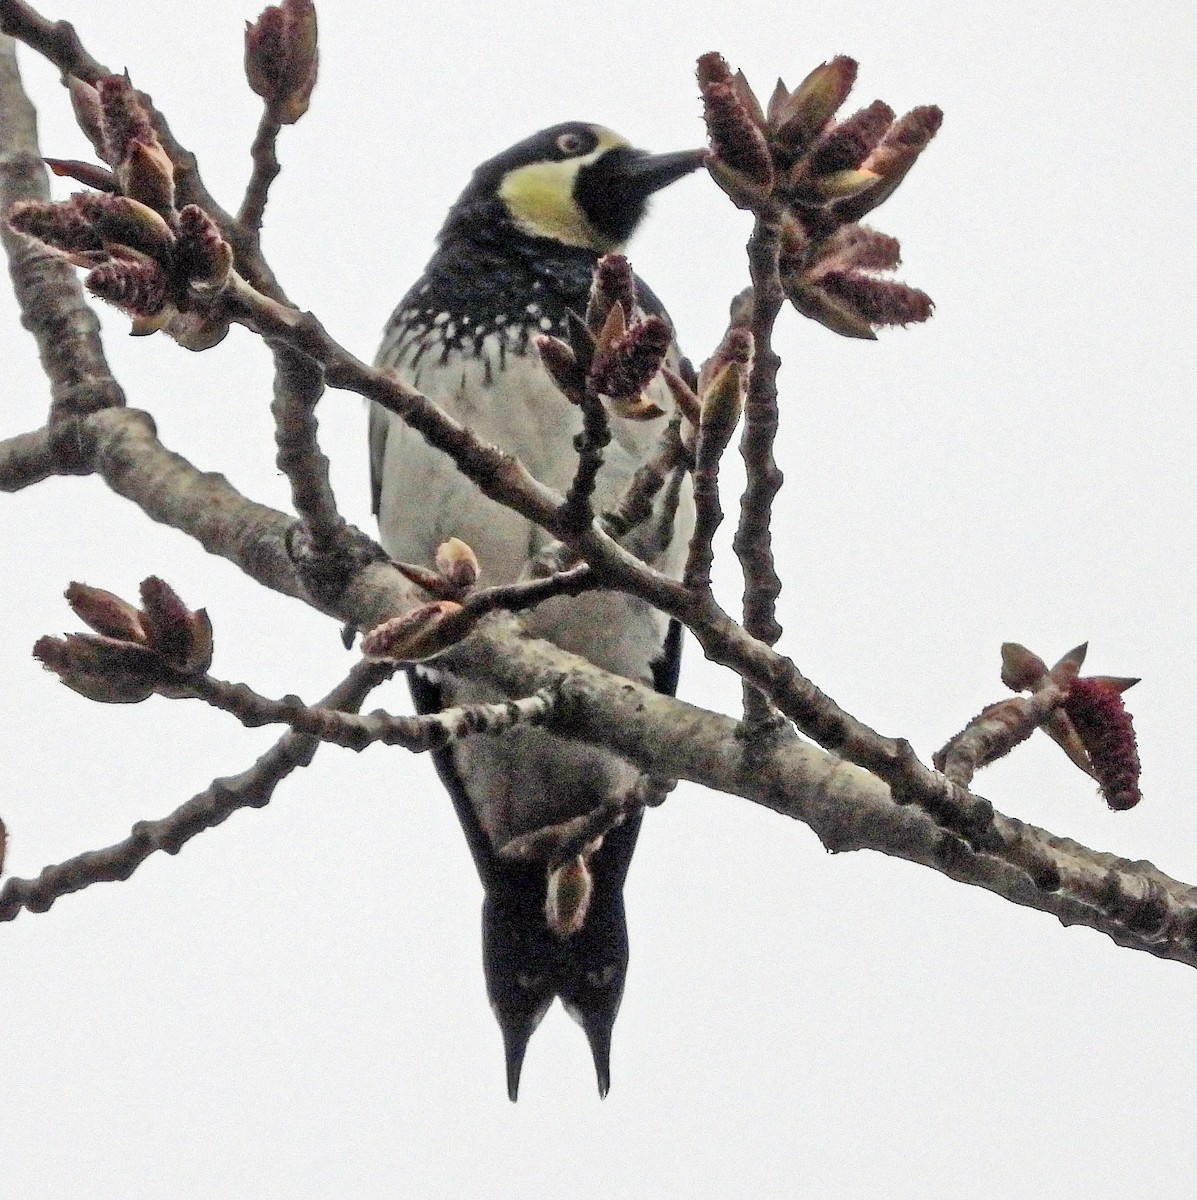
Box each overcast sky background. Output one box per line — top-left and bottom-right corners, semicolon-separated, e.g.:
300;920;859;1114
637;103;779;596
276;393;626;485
3;2;1196;1196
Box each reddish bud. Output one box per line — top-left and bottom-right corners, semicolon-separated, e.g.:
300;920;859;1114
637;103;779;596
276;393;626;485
699;359;746;436
34;633;164;704
43;158;120;193
245;0;319;124
818;271;934;328
96;75;152;163
564;309;597;376
699;325;754;396
118;138;176;214
362;601;471;663
783;276;877;340
6;198;102;254
732;70;767;131
536;335;584;402
585;253;637;330
1048;642;1088;689
700;79;775;192
1000;642;1050;692
660;366;702;427
809;100;895;175
1063;677;1143;810
67;76;106;160
591;315;672;403
695;50;735;90
139;576;213;672
65;582;146;643
808;224;902;276
773;56;858;152
834;104;943;223
76;192;174;258
86;258;170;318
176;204;233;288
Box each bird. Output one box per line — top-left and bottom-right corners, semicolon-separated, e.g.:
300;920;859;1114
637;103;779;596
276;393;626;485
369;122;702;1100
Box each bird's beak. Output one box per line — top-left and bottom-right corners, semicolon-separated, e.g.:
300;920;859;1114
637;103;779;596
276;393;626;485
620;148;707;202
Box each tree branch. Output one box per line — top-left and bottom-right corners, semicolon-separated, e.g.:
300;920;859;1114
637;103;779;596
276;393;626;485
269;343;346;555
0;0;288;302
0;33;124;419
183;671;557;753
238;109;283;236
733;215;786;725
0;659;395;920
3;13;1192;974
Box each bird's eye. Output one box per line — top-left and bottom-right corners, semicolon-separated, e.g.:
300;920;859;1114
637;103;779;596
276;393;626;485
555;131;585;156
585;964;618;989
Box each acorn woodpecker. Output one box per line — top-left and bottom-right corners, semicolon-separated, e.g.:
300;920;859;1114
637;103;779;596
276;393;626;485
369;123;702;1099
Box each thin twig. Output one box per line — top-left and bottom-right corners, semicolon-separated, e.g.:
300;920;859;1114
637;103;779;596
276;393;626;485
601;410;688;541
269;342;346;554
499;791;637;870
935;685;1068;789
683;387;740;593
0;660;395;921
733;210;786;725
558;385;611;535
461;563;598;618
238;109;282;235
185;671;557;752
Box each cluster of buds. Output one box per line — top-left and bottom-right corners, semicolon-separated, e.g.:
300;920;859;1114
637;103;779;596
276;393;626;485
34;578;213;705
657;322;753;457
937;642;1142;811
244;0;319;125
6;74;233;348
697;51;939;339
1001;642;1142;811
364;538;482;663
537;255;672;421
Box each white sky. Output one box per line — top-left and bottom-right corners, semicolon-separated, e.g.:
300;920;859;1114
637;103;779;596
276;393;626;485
3;1;1196;1196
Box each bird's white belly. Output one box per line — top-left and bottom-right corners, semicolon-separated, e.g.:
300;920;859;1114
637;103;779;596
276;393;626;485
375;336;693;681
374;334;693;842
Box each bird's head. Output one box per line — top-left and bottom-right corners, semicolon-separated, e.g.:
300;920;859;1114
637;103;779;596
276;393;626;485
440;122;705;253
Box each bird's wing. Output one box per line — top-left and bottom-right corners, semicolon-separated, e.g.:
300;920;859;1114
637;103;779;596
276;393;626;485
407;665;502;890
367;399;389;519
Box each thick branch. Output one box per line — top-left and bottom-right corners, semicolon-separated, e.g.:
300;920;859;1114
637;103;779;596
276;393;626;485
8;404;1197;964
0;34;124;418
0;424;52;488
455;626;1197;967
